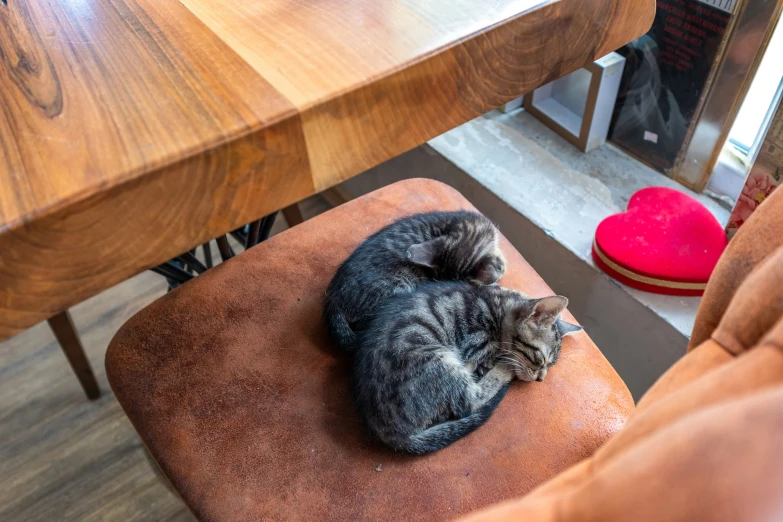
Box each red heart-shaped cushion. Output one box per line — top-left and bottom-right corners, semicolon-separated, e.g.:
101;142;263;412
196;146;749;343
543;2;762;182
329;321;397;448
592;187;728;296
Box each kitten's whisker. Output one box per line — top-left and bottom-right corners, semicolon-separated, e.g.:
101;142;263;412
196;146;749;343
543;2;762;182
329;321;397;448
497;356;525;370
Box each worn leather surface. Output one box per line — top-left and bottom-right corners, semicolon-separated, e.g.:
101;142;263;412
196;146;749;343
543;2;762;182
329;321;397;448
461;188;783;522
106;179;632;522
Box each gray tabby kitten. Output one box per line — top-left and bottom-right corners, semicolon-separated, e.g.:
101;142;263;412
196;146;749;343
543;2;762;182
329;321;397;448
353;281;582;455
325;211;506;352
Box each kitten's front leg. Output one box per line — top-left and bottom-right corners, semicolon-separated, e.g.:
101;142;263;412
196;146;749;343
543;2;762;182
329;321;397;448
474;358;495;378
468;362;514;411
469;359;493;379
466;351;493;376
467;344;495;379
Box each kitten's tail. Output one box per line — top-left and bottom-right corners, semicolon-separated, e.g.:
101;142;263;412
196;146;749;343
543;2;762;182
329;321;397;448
398;383;510;456
325;309;358;352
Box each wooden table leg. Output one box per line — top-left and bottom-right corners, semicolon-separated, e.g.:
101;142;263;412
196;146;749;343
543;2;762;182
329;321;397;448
47;311;101;400
282;204;304;227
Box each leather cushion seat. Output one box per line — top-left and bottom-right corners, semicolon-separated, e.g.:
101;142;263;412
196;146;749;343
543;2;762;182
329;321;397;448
106;179;633;521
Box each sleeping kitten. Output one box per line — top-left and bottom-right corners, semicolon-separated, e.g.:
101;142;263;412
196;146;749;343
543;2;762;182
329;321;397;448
353;281;582;455
325;211;506;352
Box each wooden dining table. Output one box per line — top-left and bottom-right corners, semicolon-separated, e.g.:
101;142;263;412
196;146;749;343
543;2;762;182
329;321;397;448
0;0;653;342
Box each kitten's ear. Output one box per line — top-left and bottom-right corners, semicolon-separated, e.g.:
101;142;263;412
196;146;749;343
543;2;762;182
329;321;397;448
528;296;569;328
556;318;583;337
407;238;445;268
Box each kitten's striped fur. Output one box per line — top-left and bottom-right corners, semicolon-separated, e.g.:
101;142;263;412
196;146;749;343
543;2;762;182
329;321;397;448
325;211;506;352
353;282;582;455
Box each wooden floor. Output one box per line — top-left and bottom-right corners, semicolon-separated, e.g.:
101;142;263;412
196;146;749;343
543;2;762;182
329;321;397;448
0;196;332;522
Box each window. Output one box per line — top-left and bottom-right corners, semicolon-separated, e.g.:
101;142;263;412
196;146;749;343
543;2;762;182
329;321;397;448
728;19;783;155
708;18;783;203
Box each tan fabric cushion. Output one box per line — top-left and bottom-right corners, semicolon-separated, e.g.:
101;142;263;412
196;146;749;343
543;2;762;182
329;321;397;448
711;247;783;355
690;186;783;351
107;179;632;521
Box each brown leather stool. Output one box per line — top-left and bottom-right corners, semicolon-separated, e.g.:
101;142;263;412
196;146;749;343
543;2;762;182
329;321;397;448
106;179;632;521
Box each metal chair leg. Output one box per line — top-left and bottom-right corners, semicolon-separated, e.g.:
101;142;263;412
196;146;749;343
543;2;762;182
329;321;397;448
216;236;235;261
150;261;195;285
152;207;287;286
257;212;278;244
202;242;213;269
246;219;263;249
178;252;207;274
230;228;248;246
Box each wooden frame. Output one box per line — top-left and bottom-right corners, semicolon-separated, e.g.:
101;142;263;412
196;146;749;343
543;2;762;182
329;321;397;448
525;53;626;152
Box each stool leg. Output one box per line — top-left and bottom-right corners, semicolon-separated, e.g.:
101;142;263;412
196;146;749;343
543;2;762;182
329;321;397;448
282;203;304;227
202;242;213;269
47;311;100;400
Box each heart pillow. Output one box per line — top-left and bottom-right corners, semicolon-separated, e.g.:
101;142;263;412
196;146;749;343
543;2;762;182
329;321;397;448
592;187;728;296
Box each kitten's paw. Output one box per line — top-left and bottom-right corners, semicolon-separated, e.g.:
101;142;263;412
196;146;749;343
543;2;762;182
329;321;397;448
493;360;517;381
476;361;492;378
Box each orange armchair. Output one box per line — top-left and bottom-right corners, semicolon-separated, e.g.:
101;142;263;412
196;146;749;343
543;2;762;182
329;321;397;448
464;185;783;521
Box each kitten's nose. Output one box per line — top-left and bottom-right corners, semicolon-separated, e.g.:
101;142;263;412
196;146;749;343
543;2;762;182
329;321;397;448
535;368;548;382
